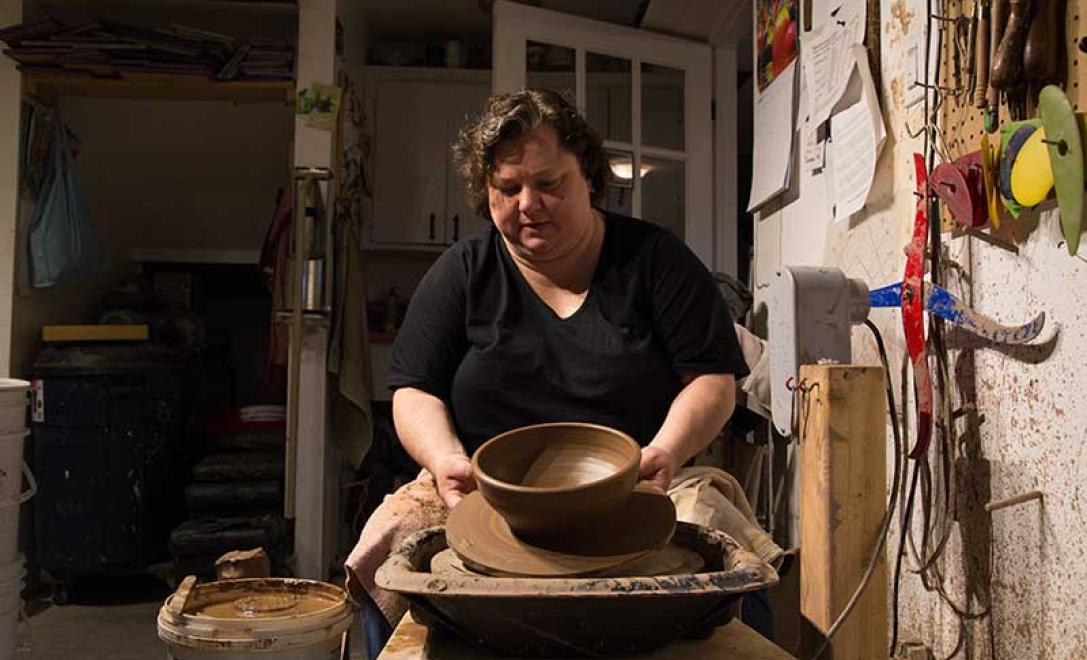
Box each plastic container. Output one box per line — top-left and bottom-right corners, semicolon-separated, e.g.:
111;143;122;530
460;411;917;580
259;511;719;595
0;381;28;435
0;433;29;502
0;556;26;660
158;577;353;660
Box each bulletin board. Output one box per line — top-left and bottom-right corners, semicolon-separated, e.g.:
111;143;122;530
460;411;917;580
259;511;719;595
939;0;1086;159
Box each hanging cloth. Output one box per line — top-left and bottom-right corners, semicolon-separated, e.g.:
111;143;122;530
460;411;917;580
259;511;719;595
28;110;98;288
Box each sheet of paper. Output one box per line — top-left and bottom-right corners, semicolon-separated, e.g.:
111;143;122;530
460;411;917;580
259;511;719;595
827;45;886;221
810;0;866;35
748;61;798;211
802;0;866;127
803;125;826;173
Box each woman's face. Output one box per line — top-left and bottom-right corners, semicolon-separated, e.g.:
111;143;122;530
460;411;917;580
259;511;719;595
487;124;594;261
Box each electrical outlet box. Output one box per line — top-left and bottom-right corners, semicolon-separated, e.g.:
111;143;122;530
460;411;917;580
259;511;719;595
768;266;870;435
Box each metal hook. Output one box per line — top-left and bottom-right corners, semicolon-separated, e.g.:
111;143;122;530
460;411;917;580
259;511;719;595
1057;241;1087;263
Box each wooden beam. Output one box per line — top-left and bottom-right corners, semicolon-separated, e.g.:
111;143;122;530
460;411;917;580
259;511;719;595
378;612;796;659
798;364;888;658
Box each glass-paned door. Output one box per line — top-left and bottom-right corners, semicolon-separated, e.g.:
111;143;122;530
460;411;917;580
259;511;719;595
493;0;714;266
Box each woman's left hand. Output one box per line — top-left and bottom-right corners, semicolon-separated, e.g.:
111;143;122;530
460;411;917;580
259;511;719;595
639;445;678;492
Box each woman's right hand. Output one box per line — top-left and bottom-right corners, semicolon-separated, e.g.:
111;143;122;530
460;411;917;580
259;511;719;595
434;452;476;509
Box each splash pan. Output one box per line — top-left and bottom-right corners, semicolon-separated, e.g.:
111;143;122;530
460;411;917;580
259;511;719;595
375;522;778;656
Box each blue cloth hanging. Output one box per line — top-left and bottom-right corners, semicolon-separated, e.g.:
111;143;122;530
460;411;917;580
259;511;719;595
28;111;98;288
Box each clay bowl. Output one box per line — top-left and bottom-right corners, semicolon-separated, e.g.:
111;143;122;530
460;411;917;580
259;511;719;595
471;422;641;540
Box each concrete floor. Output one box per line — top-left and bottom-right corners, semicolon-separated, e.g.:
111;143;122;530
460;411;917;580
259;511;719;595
19;601;164;659
16;577;365;659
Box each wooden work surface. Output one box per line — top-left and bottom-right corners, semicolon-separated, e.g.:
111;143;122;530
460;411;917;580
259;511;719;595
377;612;795;659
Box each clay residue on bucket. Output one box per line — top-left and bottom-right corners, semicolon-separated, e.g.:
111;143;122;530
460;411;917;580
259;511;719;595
186;579;344;621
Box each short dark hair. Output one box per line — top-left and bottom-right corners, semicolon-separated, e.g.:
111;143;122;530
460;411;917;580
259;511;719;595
452;89;608;218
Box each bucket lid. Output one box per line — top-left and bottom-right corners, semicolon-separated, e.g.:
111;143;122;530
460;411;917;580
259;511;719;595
158;576;352;651
171;577;346;621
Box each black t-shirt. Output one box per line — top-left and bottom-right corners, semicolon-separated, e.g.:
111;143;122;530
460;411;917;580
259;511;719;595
389;213;749;453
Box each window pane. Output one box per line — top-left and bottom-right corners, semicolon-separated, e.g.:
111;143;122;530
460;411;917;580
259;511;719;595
587;51;631;143
602;150;634;216
641;63;684;150
526;41;575;102
641;157;684;237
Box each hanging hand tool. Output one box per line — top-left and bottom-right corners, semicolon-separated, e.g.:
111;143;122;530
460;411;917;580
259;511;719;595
904;154;932;460
931;152;987;228
1023;0;1061;82
992;0;1030;88
980;134;1002;227
965;3;979;99
973;0;991;108
993;0;1031;119
1038;84;1085;255
869;282;1046;344
985;0;1007;131
999;123;1054;207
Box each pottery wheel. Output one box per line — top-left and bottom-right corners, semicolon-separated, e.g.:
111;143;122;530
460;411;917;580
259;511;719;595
430;543;705;578
445;490;676;577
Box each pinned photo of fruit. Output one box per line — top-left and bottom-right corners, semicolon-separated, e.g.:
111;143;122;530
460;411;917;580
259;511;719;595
756;0;799;92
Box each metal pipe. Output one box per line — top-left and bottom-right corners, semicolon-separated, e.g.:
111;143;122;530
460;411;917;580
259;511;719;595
286;167;332;520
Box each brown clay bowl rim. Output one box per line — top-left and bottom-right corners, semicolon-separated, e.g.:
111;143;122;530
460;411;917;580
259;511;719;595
471;422;640;495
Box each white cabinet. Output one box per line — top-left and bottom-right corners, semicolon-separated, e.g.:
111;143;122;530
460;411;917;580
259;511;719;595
368;68;491;246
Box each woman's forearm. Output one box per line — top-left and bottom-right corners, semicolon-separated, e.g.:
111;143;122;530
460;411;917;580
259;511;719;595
649;373;736;465
392;387;466;473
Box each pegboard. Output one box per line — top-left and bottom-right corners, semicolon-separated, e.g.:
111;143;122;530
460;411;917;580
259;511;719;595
939;0;1086;159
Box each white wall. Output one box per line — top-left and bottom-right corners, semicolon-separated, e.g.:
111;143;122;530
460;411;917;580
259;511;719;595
0;1;21;377
63;98;293;261
753;0;1087;656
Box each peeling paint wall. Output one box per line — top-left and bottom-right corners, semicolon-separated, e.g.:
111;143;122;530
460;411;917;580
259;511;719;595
753;0;1087;656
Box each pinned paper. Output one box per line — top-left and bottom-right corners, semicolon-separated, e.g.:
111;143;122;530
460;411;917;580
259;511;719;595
296;82;343;131
826;45;886;221
801;0;866;128
748;61;799;211
803;123;826;174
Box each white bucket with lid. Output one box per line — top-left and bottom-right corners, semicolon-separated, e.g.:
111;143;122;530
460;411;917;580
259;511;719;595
0;430;35;566
0;432;30;502
0;555;25;660
158;576;354;660
0;381;28;435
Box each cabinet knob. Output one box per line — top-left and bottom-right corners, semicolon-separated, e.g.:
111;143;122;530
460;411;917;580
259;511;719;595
452;214;460;242
429;213;436;241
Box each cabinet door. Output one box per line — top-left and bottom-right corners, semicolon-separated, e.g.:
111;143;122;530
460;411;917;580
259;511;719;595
371;80;448;244
444;82;493;243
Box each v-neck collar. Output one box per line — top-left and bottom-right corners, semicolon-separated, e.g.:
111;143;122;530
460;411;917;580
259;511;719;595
498;212;610;323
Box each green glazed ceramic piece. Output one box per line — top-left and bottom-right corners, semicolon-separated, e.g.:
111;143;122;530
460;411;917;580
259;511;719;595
1038;85;1083;255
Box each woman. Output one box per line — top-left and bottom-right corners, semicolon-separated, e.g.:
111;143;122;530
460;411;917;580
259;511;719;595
347;89;749;656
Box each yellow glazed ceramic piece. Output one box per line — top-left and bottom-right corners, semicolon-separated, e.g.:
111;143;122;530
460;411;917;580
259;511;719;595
1009;127;1054;207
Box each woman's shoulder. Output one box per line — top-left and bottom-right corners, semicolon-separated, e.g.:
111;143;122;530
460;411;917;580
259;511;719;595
419;226;501;290
603;212;688;263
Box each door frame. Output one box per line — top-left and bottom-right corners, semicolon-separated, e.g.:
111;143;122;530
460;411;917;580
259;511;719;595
492;0;715;267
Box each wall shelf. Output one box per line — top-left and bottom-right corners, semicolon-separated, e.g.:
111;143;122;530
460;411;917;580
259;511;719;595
24;71;294;104
129;248;261;264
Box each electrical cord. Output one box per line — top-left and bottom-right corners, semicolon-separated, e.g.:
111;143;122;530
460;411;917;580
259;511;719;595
809;319;903;660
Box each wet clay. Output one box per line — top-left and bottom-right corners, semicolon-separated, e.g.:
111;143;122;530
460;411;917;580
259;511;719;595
445;488;676;577
430;543;705;578
472;422;640;538
185;579;343;620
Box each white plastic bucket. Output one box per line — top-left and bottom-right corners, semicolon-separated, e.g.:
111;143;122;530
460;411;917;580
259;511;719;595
0;465;36;565
0;381;28;435
158;577;354;660
0;556;25;660
0;433;28;503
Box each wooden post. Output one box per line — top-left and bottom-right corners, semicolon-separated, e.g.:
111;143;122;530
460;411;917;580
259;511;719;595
798;365;888;659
